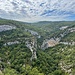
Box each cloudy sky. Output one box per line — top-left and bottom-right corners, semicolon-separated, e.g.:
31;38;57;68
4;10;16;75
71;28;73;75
0;0;75;22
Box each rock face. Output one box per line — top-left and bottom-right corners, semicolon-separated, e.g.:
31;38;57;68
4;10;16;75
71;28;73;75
41;38;59;50
0;25;16;32
25;29;41;38
25;29;38;35
60;26;68;30
68;27;75;32
60;42;75;46
4;41;19;46
41;26;75;50
31;48;37;60
59;61;72;75
26;37;37;60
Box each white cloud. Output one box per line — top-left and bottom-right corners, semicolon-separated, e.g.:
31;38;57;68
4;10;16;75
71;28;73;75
0;0;75;22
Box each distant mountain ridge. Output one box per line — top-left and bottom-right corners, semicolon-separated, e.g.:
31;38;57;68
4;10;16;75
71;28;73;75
0;17;75;24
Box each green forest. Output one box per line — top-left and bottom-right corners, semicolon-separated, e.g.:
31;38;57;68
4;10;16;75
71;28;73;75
0;19;75;75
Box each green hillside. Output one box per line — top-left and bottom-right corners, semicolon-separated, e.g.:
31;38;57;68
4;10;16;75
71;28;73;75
0;19;75;75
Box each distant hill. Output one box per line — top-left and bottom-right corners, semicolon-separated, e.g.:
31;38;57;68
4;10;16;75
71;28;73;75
0;17;2;19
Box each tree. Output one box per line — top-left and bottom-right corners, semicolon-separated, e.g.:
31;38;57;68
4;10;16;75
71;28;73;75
53;70;66;75
29;67;44;75
3;68;18;75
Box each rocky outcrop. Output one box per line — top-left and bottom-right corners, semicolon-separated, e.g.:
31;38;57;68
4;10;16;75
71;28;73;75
4;41;20;46
26;37;37;60
0;25;16;32
59;61;73;75
25;29;41;38
41;26;75;50
68;27;75;32
41;38;60;50
60;41;75;46
60;26;68;30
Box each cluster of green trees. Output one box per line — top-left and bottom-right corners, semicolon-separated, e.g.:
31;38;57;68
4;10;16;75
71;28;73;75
0;43;69;75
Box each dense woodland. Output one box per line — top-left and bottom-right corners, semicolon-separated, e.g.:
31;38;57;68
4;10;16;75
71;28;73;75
0;19;75;75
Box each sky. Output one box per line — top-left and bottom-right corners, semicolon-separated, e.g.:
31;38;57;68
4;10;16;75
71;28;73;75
0;0;75;22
